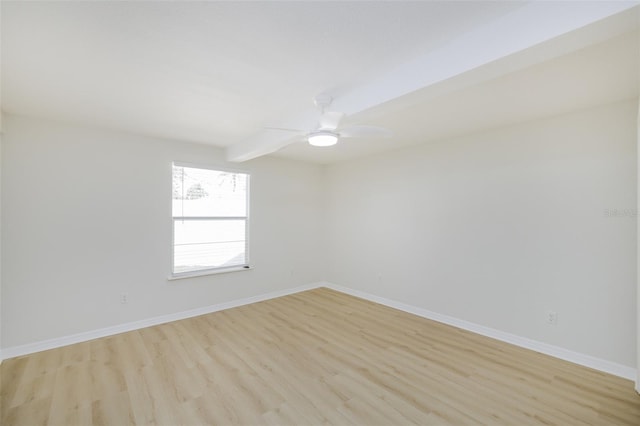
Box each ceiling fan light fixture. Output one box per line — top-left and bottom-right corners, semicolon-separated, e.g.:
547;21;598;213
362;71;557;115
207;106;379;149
308;130;338;147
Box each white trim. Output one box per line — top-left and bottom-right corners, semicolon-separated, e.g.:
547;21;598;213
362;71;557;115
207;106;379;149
172;160;249;176
2;281;636;383
0;282;320;361
168;265;252;281
320;282;637;381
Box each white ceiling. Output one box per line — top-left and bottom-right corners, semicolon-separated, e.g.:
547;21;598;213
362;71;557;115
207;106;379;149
2;1;639;164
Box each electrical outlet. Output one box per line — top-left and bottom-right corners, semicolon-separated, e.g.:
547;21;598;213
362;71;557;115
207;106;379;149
120;293;128;304
546;310;558;325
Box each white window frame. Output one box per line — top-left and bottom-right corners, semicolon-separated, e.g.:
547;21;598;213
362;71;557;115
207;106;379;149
170;162;250;279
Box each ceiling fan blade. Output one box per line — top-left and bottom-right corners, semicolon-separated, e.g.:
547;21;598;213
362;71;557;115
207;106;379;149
339;125;393;139
318;111;345;130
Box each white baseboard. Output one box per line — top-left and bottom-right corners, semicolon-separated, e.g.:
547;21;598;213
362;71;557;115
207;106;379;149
320;282;637;381
2;281;636;384
0;282;321;361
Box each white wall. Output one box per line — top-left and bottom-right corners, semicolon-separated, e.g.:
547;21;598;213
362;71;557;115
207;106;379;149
0;121;3;357
2;100;637;374
1;114;325;348
326;99;638;368
637;97;640;391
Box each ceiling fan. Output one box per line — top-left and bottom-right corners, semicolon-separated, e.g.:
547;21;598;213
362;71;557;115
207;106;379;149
267;94;392;147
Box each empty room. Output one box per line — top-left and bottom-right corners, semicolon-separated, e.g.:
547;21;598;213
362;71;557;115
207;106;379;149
1;1;639;425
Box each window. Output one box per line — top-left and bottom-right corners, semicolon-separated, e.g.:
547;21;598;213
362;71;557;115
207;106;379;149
172;163;249;277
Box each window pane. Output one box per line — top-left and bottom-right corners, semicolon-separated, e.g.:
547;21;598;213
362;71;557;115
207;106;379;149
174;219;246;273
173;166;247;217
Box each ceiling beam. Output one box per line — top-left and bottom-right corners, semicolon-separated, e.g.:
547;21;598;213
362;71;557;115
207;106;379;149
226;1;639;163
225;129;303;163
332;1;639;115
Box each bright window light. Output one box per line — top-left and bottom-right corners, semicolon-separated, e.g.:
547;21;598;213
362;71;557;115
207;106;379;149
172;163;249;277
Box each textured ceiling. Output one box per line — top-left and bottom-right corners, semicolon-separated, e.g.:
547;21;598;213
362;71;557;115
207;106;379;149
1;1;638;164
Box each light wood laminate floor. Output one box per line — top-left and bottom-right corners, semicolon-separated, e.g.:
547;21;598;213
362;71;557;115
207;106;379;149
1;287;639;425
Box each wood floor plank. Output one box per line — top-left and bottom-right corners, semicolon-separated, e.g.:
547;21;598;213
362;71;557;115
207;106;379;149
1;287;639;425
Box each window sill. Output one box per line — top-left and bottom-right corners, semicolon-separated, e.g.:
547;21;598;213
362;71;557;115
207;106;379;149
168;265;252;281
